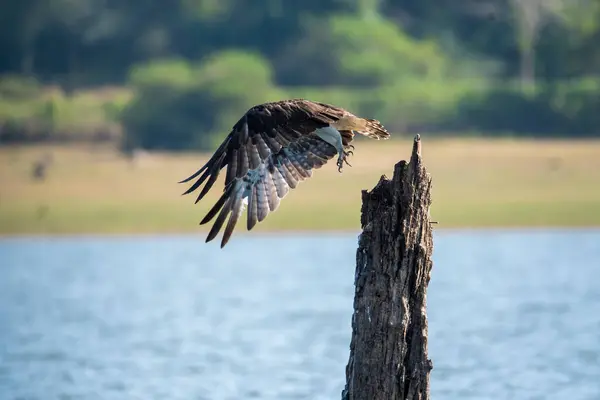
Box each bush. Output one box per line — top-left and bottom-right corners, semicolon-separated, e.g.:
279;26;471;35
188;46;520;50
120;51;286;151
0;75;130;144
0;75;42;99
453;78;600;136
288;79;490;134
289;78;599;137
276;15;448;87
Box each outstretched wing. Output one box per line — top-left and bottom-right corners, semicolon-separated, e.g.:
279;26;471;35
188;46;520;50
179;99;347;247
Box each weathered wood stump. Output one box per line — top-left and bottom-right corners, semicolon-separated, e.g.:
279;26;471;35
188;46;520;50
342;134;434;400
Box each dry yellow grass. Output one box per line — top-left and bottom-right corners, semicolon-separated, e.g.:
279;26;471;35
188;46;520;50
1;137;600;236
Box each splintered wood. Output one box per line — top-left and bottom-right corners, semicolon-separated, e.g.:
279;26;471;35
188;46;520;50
342;134;434;400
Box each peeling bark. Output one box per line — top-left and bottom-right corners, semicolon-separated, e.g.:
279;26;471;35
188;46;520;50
342;134;434;400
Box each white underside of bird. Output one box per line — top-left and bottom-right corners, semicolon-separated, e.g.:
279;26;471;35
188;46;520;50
238;126;343;205
235;125;345;215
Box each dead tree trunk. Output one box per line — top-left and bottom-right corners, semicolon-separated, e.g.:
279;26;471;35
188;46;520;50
342;134;434;400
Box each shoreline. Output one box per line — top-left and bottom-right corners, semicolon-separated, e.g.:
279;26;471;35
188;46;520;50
2;225;600;240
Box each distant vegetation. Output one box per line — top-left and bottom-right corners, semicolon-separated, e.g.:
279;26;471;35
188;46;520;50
0;76;131;144
1;0;599;151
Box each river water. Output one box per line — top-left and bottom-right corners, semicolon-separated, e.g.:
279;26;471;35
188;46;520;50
1;230;599;399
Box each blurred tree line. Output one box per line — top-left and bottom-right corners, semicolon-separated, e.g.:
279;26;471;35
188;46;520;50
1;0;599;150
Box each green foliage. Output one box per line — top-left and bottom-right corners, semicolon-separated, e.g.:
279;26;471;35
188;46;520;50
120;51;286;151
328;15;446;85
454;78;600;136
195;51;288;138
182;0;235;20
276;15;448;86
288;79;491;133
0;75;41;99
128;59;195;88
0;0;599;149
0;75;129;143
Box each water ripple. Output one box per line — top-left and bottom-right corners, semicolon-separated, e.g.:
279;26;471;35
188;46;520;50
1;230;599;399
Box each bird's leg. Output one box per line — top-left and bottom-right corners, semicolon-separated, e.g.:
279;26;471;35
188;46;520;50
314;126;352;173
337;145;354;173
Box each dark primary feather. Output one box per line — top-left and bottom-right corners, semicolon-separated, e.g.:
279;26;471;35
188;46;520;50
180;100;342;188
179;99;370;247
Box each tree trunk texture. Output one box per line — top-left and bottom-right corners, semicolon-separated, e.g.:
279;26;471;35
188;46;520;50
342;134;434;400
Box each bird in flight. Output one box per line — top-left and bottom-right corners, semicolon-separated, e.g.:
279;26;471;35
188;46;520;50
180;99;390;247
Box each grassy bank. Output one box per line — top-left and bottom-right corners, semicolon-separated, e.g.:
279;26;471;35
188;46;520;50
1;138;599;236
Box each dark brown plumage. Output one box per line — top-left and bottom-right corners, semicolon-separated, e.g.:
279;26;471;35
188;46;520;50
180;99;390;247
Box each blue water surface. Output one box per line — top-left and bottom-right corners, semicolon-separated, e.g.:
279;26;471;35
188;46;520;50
1;230;599;400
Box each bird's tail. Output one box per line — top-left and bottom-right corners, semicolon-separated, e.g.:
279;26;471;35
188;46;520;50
332;115;391;140
346;117;390;140
359;118;390;140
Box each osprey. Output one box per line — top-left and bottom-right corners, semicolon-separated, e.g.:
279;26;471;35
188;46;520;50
180;99;390;247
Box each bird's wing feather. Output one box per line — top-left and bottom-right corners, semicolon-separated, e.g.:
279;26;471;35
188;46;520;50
180;100;345;247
